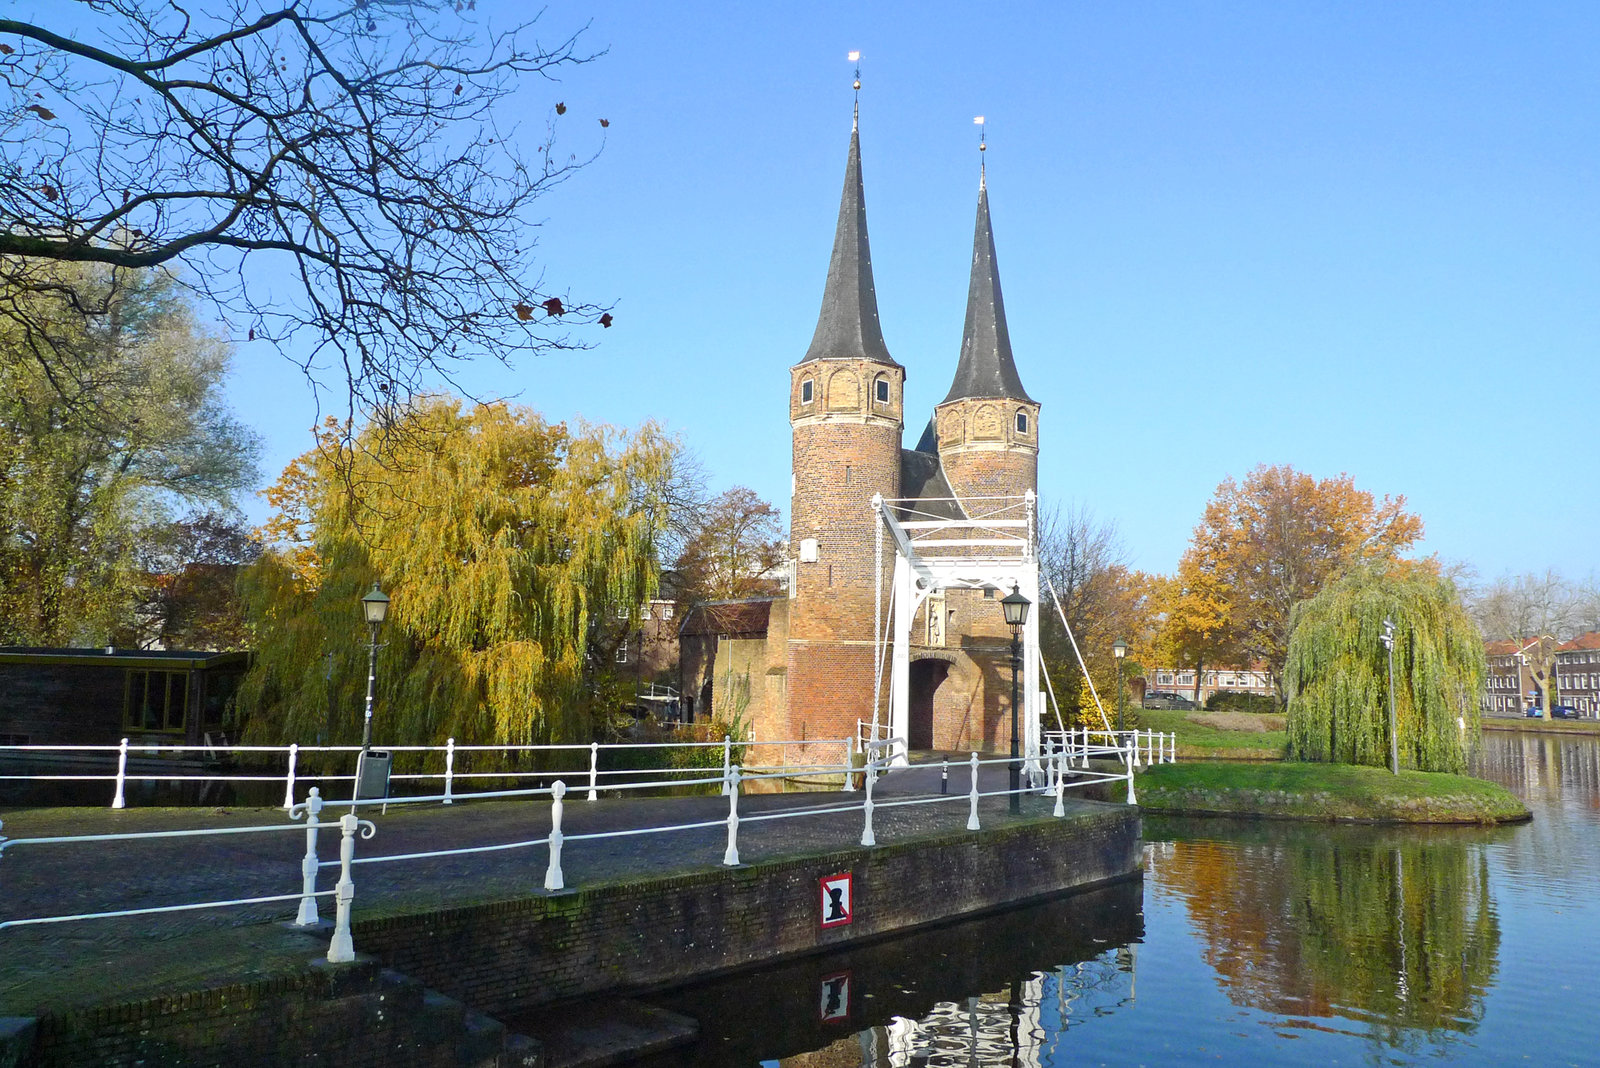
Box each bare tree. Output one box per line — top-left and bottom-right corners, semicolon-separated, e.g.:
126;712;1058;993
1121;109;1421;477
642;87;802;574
0;1;602;417
1470;569;1581;641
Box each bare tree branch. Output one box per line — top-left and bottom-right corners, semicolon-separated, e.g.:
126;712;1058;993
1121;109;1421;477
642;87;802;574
0;1;605;419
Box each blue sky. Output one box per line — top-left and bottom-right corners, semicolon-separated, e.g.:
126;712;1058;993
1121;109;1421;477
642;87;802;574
227;1;1599;583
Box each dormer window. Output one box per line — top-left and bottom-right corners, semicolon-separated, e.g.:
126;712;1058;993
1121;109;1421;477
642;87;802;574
1015;411;1029;434
874;376;890;404
801;378;814;404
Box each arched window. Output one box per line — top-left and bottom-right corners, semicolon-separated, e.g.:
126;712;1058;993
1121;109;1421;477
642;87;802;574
800;378;814;404
1015;410;1029;434
874;375;890;404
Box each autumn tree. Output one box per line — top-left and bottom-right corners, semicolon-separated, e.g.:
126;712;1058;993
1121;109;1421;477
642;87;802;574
237;397;682;749
1285;567;1484;773
135;511;262;650
0;263;259;645
673;486;784;605
0;2;602;414
1036;506;1156;728
1182;464;1424;700
1151;556;1236;710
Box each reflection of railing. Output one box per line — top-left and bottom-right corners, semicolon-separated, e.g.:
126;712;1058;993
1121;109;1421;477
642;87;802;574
0;739;1142;968
0;736;856;809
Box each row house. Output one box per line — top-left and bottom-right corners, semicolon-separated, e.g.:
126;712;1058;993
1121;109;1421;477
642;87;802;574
1482;633;1600;717
1147;665;1274;705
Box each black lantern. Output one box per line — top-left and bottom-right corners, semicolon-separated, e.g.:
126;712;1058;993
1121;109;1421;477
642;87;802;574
1000;587;1031;629
361;583;391;627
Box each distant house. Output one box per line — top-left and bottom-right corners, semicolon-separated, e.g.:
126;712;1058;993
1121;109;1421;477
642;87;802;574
678;598;785;727
1145;664;1275;706
0;647;252;749
1484;633;1600;717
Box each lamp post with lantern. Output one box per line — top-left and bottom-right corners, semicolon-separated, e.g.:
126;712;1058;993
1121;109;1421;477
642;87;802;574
354;583;390;800
1113;638;1128;733
1000;585;1032;814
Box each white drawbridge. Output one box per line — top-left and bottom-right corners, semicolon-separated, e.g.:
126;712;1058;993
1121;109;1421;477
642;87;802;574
869;490;1041;769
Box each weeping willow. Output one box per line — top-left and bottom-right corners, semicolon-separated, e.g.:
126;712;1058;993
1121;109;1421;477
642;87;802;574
1285;567;1485;772
236;397;680;749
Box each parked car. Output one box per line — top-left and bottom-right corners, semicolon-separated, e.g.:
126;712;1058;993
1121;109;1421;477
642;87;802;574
1526;706;1543;717
1552;705;1581;720
1143;691;1196;710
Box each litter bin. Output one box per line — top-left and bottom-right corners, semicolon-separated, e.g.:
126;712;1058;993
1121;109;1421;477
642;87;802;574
354;749;392;801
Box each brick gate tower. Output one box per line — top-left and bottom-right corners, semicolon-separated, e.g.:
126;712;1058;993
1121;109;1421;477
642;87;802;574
784;105;904;745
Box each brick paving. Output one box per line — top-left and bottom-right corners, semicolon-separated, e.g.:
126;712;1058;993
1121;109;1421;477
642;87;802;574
0;759;1129;1016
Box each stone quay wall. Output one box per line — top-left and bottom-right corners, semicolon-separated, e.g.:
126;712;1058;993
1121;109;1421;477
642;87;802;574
355;805;1140;1018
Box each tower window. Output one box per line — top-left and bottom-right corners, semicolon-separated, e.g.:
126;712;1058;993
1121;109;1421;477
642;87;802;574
1016;411;1029;434
875;376;890;404
801;378;814;404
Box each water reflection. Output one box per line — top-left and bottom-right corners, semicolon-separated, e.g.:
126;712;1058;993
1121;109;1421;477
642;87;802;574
1148;817;1501;1048
646;879;1142;1067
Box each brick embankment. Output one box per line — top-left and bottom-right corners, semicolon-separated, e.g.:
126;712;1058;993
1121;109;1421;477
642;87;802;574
0;764;1139;1065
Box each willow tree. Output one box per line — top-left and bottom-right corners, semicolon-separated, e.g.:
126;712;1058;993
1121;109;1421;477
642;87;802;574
237;397;681;749
1285;567;1485;772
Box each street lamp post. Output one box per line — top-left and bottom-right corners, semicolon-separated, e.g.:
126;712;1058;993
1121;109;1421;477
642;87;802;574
356;584;390;795
1381;616;1398;775
1000;586;1032;815
1113;638;1128;733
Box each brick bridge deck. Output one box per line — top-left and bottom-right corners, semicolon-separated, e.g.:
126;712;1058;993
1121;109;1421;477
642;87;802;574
0;759;1138;1058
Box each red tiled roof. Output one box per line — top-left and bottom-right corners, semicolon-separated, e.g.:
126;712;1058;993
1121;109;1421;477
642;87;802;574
1559;631;1600;651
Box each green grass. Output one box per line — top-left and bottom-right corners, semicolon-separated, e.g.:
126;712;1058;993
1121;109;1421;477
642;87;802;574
1134;761;1529;824
1134;707;1287;757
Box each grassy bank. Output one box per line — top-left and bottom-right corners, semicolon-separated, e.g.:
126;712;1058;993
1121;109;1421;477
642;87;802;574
1135;707;1286;759
1134;761;1529;824
1482;716;1600;736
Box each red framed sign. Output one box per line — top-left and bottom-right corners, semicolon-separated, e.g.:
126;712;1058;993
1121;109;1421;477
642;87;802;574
820;871;853;928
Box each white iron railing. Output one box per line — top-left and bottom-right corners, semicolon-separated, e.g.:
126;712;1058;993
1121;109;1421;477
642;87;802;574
0;735;854;810
0;736;1147;964
1042;727;1177;768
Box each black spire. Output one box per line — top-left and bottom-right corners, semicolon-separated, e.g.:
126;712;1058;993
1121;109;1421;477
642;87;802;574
801;118;895;365
942;172;1033;403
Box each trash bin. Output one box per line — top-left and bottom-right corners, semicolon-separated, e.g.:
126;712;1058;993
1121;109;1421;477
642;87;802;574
355;749;392;801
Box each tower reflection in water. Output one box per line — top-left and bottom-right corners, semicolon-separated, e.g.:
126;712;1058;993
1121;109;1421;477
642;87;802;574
843;948;1135;1067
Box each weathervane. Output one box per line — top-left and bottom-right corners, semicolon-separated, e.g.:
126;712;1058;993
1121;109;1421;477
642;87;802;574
849;50;861;128
974;115;987;181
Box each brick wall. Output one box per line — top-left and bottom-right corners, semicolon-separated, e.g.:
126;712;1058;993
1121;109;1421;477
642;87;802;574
353;806;1140;1018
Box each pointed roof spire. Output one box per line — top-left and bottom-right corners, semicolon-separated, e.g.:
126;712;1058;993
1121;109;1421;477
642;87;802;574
942;167;1033;404
801;113;895;365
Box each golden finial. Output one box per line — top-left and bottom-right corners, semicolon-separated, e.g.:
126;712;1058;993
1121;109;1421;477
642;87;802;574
849;51;862;128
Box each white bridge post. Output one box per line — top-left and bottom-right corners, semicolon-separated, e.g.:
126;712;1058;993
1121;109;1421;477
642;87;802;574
111;738;128;810
291;787;323;926
723;765;741;865
967;753;981;831
544;781;566;891
326;813;361;963
282;743;299;811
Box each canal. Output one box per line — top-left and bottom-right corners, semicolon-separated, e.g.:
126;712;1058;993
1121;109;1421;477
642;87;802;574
616;730;1599;1066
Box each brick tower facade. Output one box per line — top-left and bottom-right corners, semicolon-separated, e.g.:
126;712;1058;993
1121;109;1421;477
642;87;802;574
784;114;903;746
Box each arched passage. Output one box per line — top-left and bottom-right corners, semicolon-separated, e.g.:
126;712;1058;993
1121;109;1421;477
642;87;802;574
908;659;951;751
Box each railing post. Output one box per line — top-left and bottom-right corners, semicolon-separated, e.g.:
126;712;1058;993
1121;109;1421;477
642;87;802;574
940;758;949;796
1125;738;1138;806
587;741;599;802
842;735;857;793
544;781;566;891
967;752;981;831
720;737;732;796
292;787;323;925
723;765;741;866
327;813;360;963
282;743;299;811
860;758;877;847
443;738;456;805
1053;749;1066;818
111;737;129;810
1131;730;1141;768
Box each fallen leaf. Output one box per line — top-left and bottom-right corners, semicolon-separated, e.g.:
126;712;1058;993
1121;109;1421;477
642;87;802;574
513;302;534;321
541;296;564;316
555;102;567;115
599;313;614;328
25;104;55;120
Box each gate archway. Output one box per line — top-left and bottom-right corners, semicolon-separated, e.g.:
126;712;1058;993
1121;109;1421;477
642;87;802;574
907;659;951;750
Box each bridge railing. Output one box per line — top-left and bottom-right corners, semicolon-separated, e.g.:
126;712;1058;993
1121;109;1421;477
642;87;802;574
0;735;856;810
0;736;1146;965
1042;727;1177;768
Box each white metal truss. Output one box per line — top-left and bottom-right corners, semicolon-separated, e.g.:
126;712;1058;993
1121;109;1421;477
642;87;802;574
871;490;1040;769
